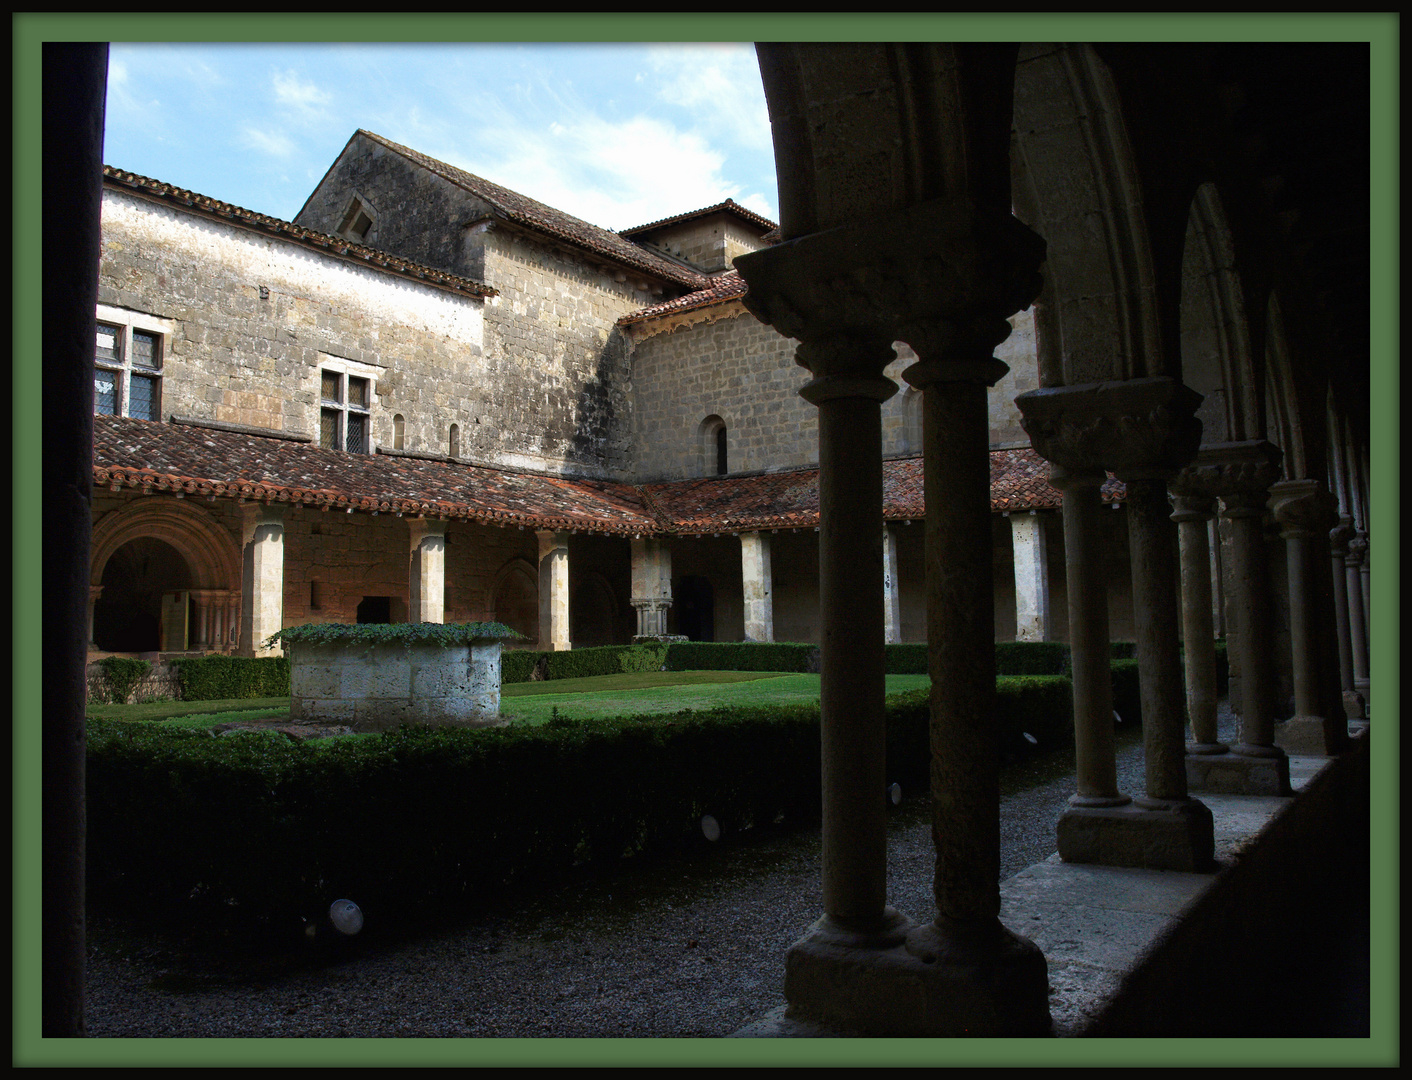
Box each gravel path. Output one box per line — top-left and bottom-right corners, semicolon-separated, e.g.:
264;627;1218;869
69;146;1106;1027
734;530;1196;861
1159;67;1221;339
84;705;1238;1039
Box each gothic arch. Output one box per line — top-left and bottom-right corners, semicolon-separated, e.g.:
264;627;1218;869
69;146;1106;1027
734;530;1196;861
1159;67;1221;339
1012;43;1163;386
90;498;240;590
489;557;538;643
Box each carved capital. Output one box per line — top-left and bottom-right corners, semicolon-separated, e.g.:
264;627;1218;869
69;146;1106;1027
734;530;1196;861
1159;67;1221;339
735;197;1043;362
1328;515;1355;557
1170;493;1217;523
1016;377;1203;479
1268;478;1339;539
1346;532;1368;567
1177;441;1283;517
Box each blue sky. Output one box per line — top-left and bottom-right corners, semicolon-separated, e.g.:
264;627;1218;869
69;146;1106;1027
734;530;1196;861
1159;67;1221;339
103;42;779;233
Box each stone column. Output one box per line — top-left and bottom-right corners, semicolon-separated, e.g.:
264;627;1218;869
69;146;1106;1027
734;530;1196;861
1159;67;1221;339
239;504;286;657
1051;470;1126;811
882;524;901;645
408;518;447;624
630;537;674;641
1009;511;1049;641
1328;518;1363;722
736;197;1049;1037
1168;489;1223;753
1269;479;1348;755
1346;532;1370;713
1021;377;1213;871
741;531;774;642
88;584;103;648
1183;443;1291;797
537;530;571;652
188;588;211;649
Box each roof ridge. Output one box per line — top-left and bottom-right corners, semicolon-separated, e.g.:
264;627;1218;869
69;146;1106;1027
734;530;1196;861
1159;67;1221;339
619;198;779;237
355;130;705;289
103;165;497;300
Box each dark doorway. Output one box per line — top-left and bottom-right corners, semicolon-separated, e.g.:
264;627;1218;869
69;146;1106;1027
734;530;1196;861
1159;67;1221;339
675;576;714;642
93;537;193;652
356;596;392;624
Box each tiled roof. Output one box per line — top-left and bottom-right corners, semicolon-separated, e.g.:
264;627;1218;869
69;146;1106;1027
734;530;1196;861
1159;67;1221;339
355;131;706;290
93;419;1122;536
93;416;659;536
618;270;749;326
102;167;497;301
619;199;778;238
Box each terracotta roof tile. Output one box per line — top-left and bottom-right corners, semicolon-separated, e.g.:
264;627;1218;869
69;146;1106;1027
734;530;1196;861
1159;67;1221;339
103;167;497;301
618;270;749;325
93;419;1122;536
93;416;659;535
619;199;778;237
356;131;706;290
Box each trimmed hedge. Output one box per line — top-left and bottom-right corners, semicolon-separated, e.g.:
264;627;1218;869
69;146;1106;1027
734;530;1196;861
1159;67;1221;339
97;656;151;704
170;655;291;701
664;641;818;673
503;642;671;684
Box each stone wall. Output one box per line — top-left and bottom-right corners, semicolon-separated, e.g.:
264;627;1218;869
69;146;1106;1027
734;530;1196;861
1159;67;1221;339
628;306;1041;481
99;188;487;456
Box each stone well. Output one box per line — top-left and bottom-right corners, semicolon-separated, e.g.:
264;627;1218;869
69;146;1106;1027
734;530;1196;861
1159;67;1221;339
286;632;508;731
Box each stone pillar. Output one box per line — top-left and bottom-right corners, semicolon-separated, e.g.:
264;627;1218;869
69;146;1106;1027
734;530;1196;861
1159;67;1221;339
537;530;570;652
1346;532;1370;713
88;584;103;648
1051;470;1126;812
239;504;286;657
630;537;674;640
741;532;774;642
736;194;1049;1037
882;524;901;645
1169;491;1222;753
408;518;447;624
1181;443;1290;797
1020;377;1213;871
1269;479;1348;755
1328;518;1363;721
188;588;211;649
1009;511;1050;641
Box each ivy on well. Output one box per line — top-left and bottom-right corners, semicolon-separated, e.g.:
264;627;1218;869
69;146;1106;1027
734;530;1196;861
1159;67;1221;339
264;621;524;651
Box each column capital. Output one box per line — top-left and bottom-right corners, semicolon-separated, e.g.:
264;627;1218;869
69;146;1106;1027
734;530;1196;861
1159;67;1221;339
1170;493;1218;523
735;197;1043;372
1016;377;1203;480
1329;515;1355;556
1268;478;1339;539
408;517;448;544
1176;441;1283;516
1346;531;1367;567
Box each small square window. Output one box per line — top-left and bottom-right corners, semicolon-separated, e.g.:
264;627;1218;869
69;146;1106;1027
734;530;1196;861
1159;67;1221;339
93;313;166;422
318;363;375;454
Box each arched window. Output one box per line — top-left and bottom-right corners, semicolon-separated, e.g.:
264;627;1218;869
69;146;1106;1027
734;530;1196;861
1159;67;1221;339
449;423;460;458
699;415;727;476
393;414;405;450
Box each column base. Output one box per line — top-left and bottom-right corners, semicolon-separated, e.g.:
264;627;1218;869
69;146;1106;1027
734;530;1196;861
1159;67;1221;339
1186;748;1292;797
1342;690;1367;722
1057;799;1215;872
783;910;1052;1036
1186;741;1229;755
1274;715;1333;757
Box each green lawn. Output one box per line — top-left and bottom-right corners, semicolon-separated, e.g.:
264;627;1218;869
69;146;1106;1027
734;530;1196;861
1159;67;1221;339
84;671;932;729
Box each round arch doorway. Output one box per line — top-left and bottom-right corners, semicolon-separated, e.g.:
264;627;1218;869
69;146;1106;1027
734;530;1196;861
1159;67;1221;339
93;536;195;653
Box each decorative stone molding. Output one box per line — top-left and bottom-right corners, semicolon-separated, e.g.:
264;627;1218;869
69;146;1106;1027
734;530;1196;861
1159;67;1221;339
1347;531;1368;568
1172;441;1283;510
735;198;1043;370
1268;478;1339;539
1016;377;1203;480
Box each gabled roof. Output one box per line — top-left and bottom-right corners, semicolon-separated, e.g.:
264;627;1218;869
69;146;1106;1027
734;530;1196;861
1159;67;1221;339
103;167;497;301
350;130;707;290
93;417;1119;536
619;199;778;238
618;270;748;326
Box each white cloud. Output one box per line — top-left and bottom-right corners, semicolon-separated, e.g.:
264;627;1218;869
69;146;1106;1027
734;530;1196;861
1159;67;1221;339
271;69;331;113
646;44;772;152
241;127;296;158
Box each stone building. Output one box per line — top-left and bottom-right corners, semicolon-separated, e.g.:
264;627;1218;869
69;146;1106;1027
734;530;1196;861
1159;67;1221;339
89;129;1112;661
45;39;1375;1040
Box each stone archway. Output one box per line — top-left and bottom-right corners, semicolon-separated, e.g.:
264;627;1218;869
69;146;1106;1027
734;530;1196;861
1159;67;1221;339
490;557;539;645
90;499;242;652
